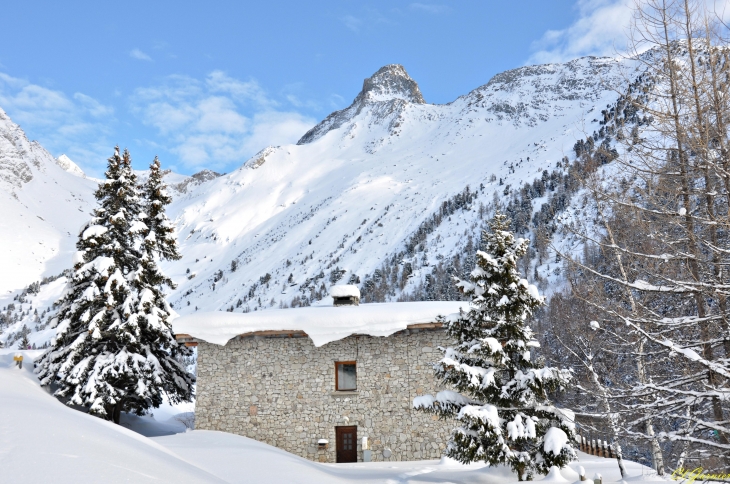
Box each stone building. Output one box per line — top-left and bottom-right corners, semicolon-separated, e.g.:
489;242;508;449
174;298;466;463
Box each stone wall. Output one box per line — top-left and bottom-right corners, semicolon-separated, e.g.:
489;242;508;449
195;328;455;462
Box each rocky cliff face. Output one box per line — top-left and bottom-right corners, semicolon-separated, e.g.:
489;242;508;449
0;108;47;190
458;56;625;127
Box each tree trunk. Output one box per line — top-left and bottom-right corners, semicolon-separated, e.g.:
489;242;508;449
112;401;122;425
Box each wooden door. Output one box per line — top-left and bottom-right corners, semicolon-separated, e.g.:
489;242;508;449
335;426;357;463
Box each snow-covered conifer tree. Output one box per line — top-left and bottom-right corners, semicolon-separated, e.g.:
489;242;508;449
129;155;194;415
414;212;575;481
17;332;29;350
141;156;181;263
36;148;194;424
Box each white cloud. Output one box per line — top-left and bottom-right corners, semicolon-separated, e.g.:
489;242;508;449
240;111;316;155
528;0;633;65
207;71;274;107
410;3;448;14
130;72;316;172
130;48;153;62
0;72;114;173
528;0;730;66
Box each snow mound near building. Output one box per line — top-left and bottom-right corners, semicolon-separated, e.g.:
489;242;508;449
0;350;222;483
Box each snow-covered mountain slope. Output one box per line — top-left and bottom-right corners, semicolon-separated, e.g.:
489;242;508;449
0;108;99;294
162;58;642;314
0;54;649;340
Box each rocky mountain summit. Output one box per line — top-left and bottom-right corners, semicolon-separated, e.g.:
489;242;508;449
170;169;223;194
297;64;425;145
356;64;426;104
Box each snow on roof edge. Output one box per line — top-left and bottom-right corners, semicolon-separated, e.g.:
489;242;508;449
172;301;467;347
329;284;360;298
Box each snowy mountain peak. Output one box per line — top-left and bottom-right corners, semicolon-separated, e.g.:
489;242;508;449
356;64;425;105
297;64;424;145
55;154;86;178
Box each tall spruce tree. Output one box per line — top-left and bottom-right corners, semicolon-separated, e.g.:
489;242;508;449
130;156;194;416
36;148;194;424
415;212;575;480
141;157;181;263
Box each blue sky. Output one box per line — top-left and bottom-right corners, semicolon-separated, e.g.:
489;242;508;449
0;0;634;176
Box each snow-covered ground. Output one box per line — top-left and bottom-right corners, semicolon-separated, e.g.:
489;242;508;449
1;350;665;483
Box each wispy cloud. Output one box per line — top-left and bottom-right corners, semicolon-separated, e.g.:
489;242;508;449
341;15;362;32
328;93;346;109
281;82;322;111
130;71;316;171
0;72;114;173
410;3;448;14
527;0;633;65
130;48;153;62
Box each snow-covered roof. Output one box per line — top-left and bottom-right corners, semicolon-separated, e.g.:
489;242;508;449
329;285;360;298
173;301;467;347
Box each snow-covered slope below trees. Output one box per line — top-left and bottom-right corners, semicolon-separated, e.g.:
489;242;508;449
0;108;99;294
162;58;641;314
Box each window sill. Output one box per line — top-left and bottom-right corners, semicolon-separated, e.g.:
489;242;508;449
331;390;359;396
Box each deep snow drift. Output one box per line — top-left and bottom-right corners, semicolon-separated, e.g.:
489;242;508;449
0;351;221;483
0;350;665;483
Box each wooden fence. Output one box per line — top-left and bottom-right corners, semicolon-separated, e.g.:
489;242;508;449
578;434;616;458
